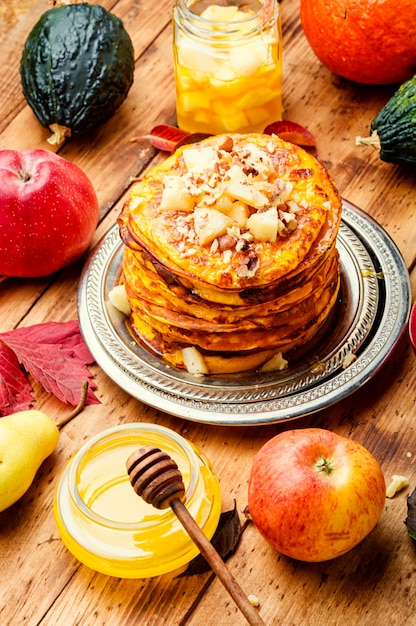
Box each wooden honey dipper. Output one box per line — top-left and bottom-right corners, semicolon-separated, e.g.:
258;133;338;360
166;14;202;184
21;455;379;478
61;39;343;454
126;446;266;626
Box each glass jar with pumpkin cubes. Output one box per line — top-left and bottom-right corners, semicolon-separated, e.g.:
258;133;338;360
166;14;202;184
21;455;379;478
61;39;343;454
173;0;282;134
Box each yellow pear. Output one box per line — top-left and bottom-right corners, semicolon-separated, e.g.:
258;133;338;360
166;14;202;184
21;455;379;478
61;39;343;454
0;410;59;512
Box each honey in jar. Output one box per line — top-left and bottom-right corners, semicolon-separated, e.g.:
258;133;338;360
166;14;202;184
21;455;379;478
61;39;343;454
173;0;282;134
53;423;221;578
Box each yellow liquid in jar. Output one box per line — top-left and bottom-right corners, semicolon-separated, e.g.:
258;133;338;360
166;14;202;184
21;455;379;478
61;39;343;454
54;424;222;578
77;442;191;524
174;0;282;134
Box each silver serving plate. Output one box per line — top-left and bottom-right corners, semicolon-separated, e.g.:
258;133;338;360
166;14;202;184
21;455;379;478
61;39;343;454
78;200;411;425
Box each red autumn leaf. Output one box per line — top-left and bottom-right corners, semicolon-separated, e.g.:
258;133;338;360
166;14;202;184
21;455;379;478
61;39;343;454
174;132;213;150
0;320;99;415
0;341;34;416
131;124;191;153
263;120;316;147
131;120;315;153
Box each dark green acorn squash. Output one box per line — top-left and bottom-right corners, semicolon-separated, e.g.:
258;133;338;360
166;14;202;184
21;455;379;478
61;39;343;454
358;75;416;166
20;3;135;145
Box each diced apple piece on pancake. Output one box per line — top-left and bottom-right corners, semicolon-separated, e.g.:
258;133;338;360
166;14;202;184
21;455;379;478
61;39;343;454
247;208;278;242
160;176;195;212
194;207;234;245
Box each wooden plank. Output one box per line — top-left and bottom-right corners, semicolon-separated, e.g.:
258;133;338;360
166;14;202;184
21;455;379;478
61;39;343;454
0;0;415;625
184;340;416;625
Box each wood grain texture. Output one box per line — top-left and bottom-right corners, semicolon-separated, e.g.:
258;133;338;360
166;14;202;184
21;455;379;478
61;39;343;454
0;1;415;625
0;0;38;38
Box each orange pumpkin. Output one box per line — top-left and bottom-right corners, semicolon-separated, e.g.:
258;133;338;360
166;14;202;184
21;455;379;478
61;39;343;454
300;0;416;84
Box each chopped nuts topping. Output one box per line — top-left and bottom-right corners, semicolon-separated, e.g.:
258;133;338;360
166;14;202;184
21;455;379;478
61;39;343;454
217;233;237;251
157;138;326;278
236;250;260;278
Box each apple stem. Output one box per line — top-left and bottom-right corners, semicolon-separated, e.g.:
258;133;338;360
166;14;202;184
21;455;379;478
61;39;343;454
56;381;89;429
315;456;334;475
19;169;31;183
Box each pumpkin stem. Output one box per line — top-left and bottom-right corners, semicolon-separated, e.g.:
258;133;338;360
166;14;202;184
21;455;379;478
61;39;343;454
355;130;380;150
47;123;72;146
51;1;84;7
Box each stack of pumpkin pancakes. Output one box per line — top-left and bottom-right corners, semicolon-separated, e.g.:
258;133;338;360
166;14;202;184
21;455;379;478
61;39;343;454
117;133;342;375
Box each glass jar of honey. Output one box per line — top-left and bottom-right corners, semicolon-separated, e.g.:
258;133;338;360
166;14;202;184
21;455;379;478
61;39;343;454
173;0;282;135
53;423;222;578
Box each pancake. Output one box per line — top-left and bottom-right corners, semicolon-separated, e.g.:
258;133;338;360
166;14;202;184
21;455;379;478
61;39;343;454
125;248;339;334
117;133;342;374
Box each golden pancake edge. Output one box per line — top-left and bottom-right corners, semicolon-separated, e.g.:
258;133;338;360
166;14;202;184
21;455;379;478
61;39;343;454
117;133;342;375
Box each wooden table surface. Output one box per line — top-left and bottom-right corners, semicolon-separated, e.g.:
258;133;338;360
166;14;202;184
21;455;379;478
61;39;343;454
0;1;415;624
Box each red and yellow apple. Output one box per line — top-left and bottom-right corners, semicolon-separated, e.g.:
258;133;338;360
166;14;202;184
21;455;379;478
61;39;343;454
0;149;99;277
248;428;386;562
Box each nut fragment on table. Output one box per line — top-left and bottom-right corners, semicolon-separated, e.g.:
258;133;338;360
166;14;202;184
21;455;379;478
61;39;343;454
386;474;409;498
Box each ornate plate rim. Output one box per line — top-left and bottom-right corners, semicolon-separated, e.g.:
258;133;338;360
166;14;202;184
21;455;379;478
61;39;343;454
78;200;411;425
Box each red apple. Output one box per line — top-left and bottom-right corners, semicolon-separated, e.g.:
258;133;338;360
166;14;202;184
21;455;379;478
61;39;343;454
409;301;416;355
0;149;99;277
248;428;386;562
